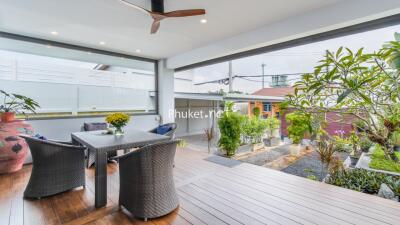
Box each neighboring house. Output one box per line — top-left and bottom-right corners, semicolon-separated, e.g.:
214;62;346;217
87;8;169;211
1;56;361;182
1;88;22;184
249;87;294;119
250;87;356;138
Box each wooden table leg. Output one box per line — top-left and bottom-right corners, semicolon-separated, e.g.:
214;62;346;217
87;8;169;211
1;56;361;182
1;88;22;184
95;149;108;208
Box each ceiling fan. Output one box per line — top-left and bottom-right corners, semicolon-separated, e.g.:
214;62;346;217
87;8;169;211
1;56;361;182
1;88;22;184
118;0;206;34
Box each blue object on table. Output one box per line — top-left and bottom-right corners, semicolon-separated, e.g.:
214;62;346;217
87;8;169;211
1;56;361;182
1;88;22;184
156;124;172;135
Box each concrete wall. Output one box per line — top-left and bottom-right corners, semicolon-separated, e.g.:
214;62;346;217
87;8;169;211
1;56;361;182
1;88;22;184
175;99;218;137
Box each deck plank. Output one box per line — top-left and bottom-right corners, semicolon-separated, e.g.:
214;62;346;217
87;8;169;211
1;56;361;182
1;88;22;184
2;148;400;225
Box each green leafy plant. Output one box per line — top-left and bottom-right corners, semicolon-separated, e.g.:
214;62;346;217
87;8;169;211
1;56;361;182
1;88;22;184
391;131;400;146
242;116;268;144
287;33;400;162
252;106;261;118
333;136;352;152
218;101;244;156
0;90;40;114
359;136;373;152
349;131;360;157
286;111;311;144
369;145;400;173
326;168;399;195
264;116;280;141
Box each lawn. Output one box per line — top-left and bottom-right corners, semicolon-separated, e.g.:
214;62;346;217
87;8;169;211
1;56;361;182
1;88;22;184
369;145;400;173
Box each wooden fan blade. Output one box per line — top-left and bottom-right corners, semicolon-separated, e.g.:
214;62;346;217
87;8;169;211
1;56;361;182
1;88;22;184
164;9;206;17
151;20;161;34
118;0;150;15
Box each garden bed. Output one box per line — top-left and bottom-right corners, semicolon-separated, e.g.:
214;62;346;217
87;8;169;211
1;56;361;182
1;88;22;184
368;145;400;173
282;151;349;181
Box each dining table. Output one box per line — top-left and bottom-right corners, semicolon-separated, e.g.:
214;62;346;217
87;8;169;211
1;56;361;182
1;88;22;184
71;128;170;208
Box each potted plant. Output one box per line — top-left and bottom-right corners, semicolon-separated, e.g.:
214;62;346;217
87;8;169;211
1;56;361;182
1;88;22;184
242;116;268;151
105;112;130;135
349;132;361;166
218;102;244;157
263;116;281;147
286;111;310;156
0;90;40;122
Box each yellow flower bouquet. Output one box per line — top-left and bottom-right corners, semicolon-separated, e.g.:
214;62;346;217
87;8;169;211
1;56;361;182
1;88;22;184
106;112;130;135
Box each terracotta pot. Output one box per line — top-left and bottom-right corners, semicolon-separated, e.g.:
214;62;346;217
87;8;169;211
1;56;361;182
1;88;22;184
0;120;34;174
1;112;16;122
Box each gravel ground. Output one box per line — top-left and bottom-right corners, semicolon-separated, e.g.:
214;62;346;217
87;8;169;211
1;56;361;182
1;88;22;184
238;145;291;166
282;151;349;181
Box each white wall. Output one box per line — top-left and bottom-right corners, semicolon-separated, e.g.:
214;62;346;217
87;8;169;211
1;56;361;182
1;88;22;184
175;99;218;136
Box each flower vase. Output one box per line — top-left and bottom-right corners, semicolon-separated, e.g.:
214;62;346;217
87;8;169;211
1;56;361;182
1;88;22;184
114;127;124;136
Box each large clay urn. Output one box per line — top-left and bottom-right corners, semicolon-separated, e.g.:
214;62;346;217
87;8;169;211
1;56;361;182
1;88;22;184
1;112;16;122
0;120;33;173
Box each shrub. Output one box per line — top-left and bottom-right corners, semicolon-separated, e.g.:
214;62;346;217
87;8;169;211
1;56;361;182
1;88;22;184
265;116;280;140
359;136;373;152
391;131;400;146
369;145;400;173
326;168;399;194
286;111;311;144
252;107;261;118
242;117;268;144
218;102;244;156
333;136;352;152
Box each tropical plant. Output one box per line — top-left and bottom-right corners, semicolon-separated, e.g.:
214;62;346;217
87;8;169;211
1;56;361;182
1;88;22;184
286;33;400;162
204;127;214;153
316;136;336;177
0;90;40;115
242;116;268;144
326;168;399;195
264;116;280;141
218;101;244;156
286;111;311;144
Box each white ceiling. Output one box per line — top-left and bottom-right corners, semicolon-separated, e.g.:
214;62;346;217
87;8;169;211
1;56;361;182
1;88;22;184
0;0;343;60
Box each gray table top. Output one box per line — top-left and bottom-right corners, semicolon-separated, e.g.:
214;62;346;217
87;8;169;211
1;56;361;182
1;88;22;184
71;128;170;152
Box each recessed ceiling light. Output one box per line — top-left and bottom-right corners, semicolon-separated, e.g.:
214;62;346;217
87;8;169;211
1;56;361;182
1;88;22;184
50;31;58;36
46;44;52;48
200;19;207;24
136;49;141;53
87;51;92;55
99;41;106;45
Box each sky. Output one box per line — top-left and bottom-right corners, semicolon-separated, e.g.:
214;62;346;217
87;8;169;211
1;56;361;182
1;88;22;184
182;24;400;94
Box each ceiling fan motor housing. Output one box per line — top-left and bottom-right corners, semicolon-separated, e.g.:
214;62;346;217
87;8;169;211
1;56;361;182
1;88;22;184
151;0;164;13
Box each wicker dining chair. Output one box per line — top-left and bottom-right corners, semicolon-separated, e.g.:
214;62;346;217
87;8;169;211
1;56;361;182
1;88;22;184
113;140;180;221
21;135;86;199
83;122;117;168
148;123;177;139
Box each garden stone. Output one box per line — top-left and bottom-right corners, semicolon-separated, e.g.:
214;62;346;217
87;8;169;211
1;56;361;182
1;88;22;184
378;183;396;200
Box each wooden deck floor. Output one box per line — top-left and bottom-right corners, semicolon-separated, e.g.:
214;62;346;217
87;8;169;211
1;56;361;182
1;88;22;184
1;148;400;225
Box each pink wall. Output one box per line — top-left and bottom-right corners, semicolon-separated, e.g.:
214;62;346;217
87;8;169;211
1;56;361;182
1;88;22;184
280;110;356;138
